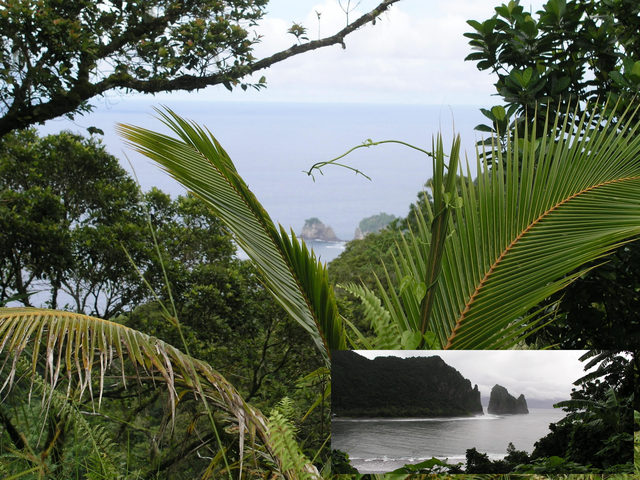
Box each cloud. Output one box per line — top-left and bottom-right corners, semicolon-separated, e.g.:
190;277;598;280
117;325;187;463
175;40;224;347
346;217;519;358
205;0;506;104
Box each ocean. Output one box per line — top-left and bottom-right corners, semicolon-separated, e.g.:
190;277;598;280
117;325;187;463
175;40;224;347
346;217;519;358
331;408;567;473
39;99;487;249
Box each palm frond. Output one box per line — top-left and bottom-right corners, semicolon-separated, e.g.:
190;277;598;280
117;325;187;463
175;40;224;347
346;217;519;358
388;102;640;348
0;308;320;479
117;110;345;364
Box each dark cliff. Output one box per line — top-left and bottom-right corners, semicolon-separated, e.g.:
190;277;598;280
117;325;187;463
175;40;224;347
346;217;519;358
331;351;484;417
487;384;529;414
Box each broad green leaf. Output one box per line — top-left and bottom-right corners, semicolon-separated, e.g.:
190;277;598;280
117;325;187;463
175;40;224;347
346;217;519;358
401;330;422;350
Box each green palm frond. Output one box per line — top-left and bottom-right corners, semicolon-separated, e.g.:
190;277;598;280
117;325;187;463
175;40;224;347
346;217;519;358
0;308;320;479
388;102;640;348
116;109;345;363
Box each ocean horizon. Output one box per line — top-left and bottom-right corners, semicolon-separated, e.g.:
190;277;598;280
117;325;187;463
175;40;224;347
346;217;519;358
39;99;488;242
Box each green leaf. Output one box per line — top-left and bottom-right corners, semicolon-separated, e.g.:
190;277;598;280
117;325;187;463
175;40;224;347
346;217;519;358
422;331;439;349
380;102;640;349
630;61;640;82
401;330;422;349
414;281;427;302
491;105;506;122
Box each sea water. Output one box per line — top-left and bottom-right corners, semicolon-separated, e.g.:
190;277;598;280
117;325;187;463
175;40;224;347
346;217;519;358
331;408;567;473
39;100;487;242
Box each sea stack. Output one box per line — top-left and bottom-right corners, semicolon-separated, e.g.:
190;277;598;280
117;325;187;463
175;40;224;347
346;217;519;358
487;384;529;414
299;217;339;241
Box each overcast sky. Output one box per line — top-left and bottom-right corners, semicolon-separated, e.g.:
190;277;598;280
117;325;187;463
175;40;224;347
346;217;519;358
355;350;589;402
149;0;548;106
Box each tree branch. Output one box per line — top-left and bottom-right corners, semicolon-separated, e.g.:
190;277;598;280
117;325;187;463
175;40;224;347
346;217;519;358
0;0;401;137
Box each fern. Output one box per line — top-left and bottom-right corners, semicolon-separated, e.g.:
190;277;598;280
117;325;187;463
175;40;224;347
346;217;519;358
338;283;401;349
0;356;123;478
24;358;122;479
266;398;316;480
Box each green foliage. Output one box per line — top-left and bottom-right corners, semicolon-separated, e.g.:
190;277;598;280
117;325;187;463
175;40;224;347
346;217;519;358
464;443;532;474
0;358;122;479
633;410;640;475
288;22;309;43
338;282;401;349
3;99;640;477
0;128;146;317
466;0;640;135
118;108;347;363
330;449;360;474
0;0;267;135
267;398;315;479
531;351;634;472
391;456;461;474
467;0;640;347
513;455;592;474
357;212;396;236
0;129;327;477
0;0;401;136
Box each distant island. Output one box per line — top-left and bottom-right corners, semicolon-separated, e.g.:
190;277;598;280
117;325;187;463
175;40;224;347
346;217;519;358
332;351;483;417
299;217;339;241
487;384;529;414
353;212;396;239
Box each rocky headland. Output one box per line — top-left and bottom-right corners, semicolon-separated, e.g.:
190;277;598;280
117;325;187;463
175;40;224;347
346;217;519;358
331;351;483;417
487;384;529;414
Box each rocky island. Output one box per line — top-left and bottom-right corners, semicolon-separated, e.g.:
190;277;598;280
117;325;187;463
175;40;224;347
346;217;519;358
299;217;339;241
332;351;483;417
487;384;529;414
353;212;396;239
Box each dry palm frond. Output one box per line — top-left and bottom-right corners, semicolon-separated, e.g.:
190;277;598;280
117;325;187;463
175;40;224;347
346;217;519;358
0;307;320;479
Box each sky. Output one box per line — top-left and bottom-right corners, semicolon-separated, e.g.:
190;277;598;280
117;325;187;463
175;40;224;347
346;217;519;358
355;350;589;403
40;0;551;238
142;0;548;106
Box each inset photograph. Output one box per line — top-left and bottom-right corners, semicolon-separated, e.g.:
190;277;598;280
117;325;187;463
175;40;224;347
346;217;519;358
331;350;634;474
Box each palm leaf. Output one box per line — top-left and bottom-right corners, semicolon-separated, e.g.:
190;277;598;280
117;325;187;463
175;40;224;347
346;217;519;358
0;307;320;479
116;110;345;363
385;102;640;348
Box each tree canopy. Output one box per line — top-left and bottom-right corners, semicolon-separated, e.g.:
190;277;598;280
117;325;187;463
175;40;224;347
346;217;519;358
466;0;640;133
0;128;145;316
0;0;399;137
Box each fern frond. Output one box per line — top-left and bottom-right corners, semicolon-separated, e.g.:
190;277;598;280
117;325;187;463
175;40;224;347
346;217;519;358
338;283;401;349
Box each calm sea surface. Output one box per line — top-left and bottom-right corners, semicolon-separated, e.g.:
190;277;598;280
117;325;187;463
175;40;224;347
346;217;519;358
40;100;486;243
331;408;567;473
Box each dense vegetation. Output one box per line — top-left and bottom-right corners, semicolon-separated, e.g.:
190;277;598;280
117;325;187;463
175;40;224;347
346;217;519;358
0;0;639;478
0;129;328;477
332;351;482;417
355;212;396;237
